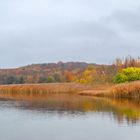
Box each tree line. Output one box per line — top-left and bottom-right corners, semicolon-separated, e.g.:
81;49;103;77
0;57;139;85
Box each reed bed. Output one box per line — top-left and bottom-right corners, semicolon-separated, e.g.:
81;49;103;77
0;83;90;97
110;81;140;99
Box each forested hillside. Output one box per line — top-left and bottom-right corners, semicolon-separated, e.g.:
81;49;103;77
0;56;139;85
0;62;115;84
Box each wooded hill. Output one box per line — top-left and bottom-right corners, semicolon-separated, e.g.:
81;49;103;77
0;56;139;85
0;62;115;85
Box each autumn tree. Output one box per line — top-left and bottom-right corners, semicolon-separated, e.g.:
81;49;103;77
64;71;76;82
78;65;96;84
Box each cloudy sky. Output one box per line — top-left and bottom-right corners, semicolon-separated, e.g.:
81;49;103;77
0;0;140;68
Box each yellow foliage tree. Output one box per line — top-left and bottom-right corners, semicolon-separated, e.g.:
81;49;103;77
78;65;96;84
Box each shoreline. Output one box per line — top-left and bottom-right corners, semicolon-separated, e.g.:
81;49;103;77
0;82;139;99
79;81;140;99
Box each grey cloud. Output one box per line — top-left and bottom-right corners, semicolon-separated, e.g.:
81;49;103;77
0;0;140;67
107;9;140;33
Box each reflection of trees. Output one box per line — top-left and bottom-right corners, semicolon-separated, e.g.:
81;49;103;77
1;93;140;125
104;98;140;125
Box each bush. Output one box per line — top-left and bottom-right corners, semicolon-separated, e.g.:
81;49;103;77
114;73;128;83
114;67;140;83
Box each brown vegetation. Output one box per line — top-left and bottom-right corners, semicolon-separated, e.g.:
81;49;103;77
0;83;90;98
78;84;112;96
79;81;140;99
110;81;140;99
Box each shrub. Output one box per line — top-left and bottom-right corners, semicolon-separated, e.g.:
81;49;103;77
114;67;140;83
114;73;128;83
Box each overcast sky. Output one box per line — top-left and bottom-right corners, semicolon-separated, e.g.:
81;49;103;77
0;0;140;68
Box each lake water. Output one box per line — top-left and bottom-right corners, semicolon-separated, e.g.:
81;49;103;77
0;94;140;140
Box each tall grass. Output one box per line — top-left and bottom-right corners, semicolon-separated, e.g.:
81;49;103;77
0;83;90;97
111;81;140;99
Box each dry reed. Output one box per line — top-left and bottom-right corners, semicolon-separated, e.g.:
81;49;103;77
0;83;90;97
110;81;140;99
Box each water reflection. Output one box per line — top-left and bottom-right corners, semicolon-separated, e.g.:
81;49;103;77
0;93;140;125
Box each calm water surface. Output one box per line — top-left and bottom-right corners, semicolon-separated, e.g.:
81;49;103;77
0;94;140;140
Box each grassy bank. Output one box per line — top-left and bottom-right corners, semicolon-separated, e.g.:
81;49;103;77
0;81;140;99
110;81;140;99
79;81;140;99
78;84;111;96
0;83;90;96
